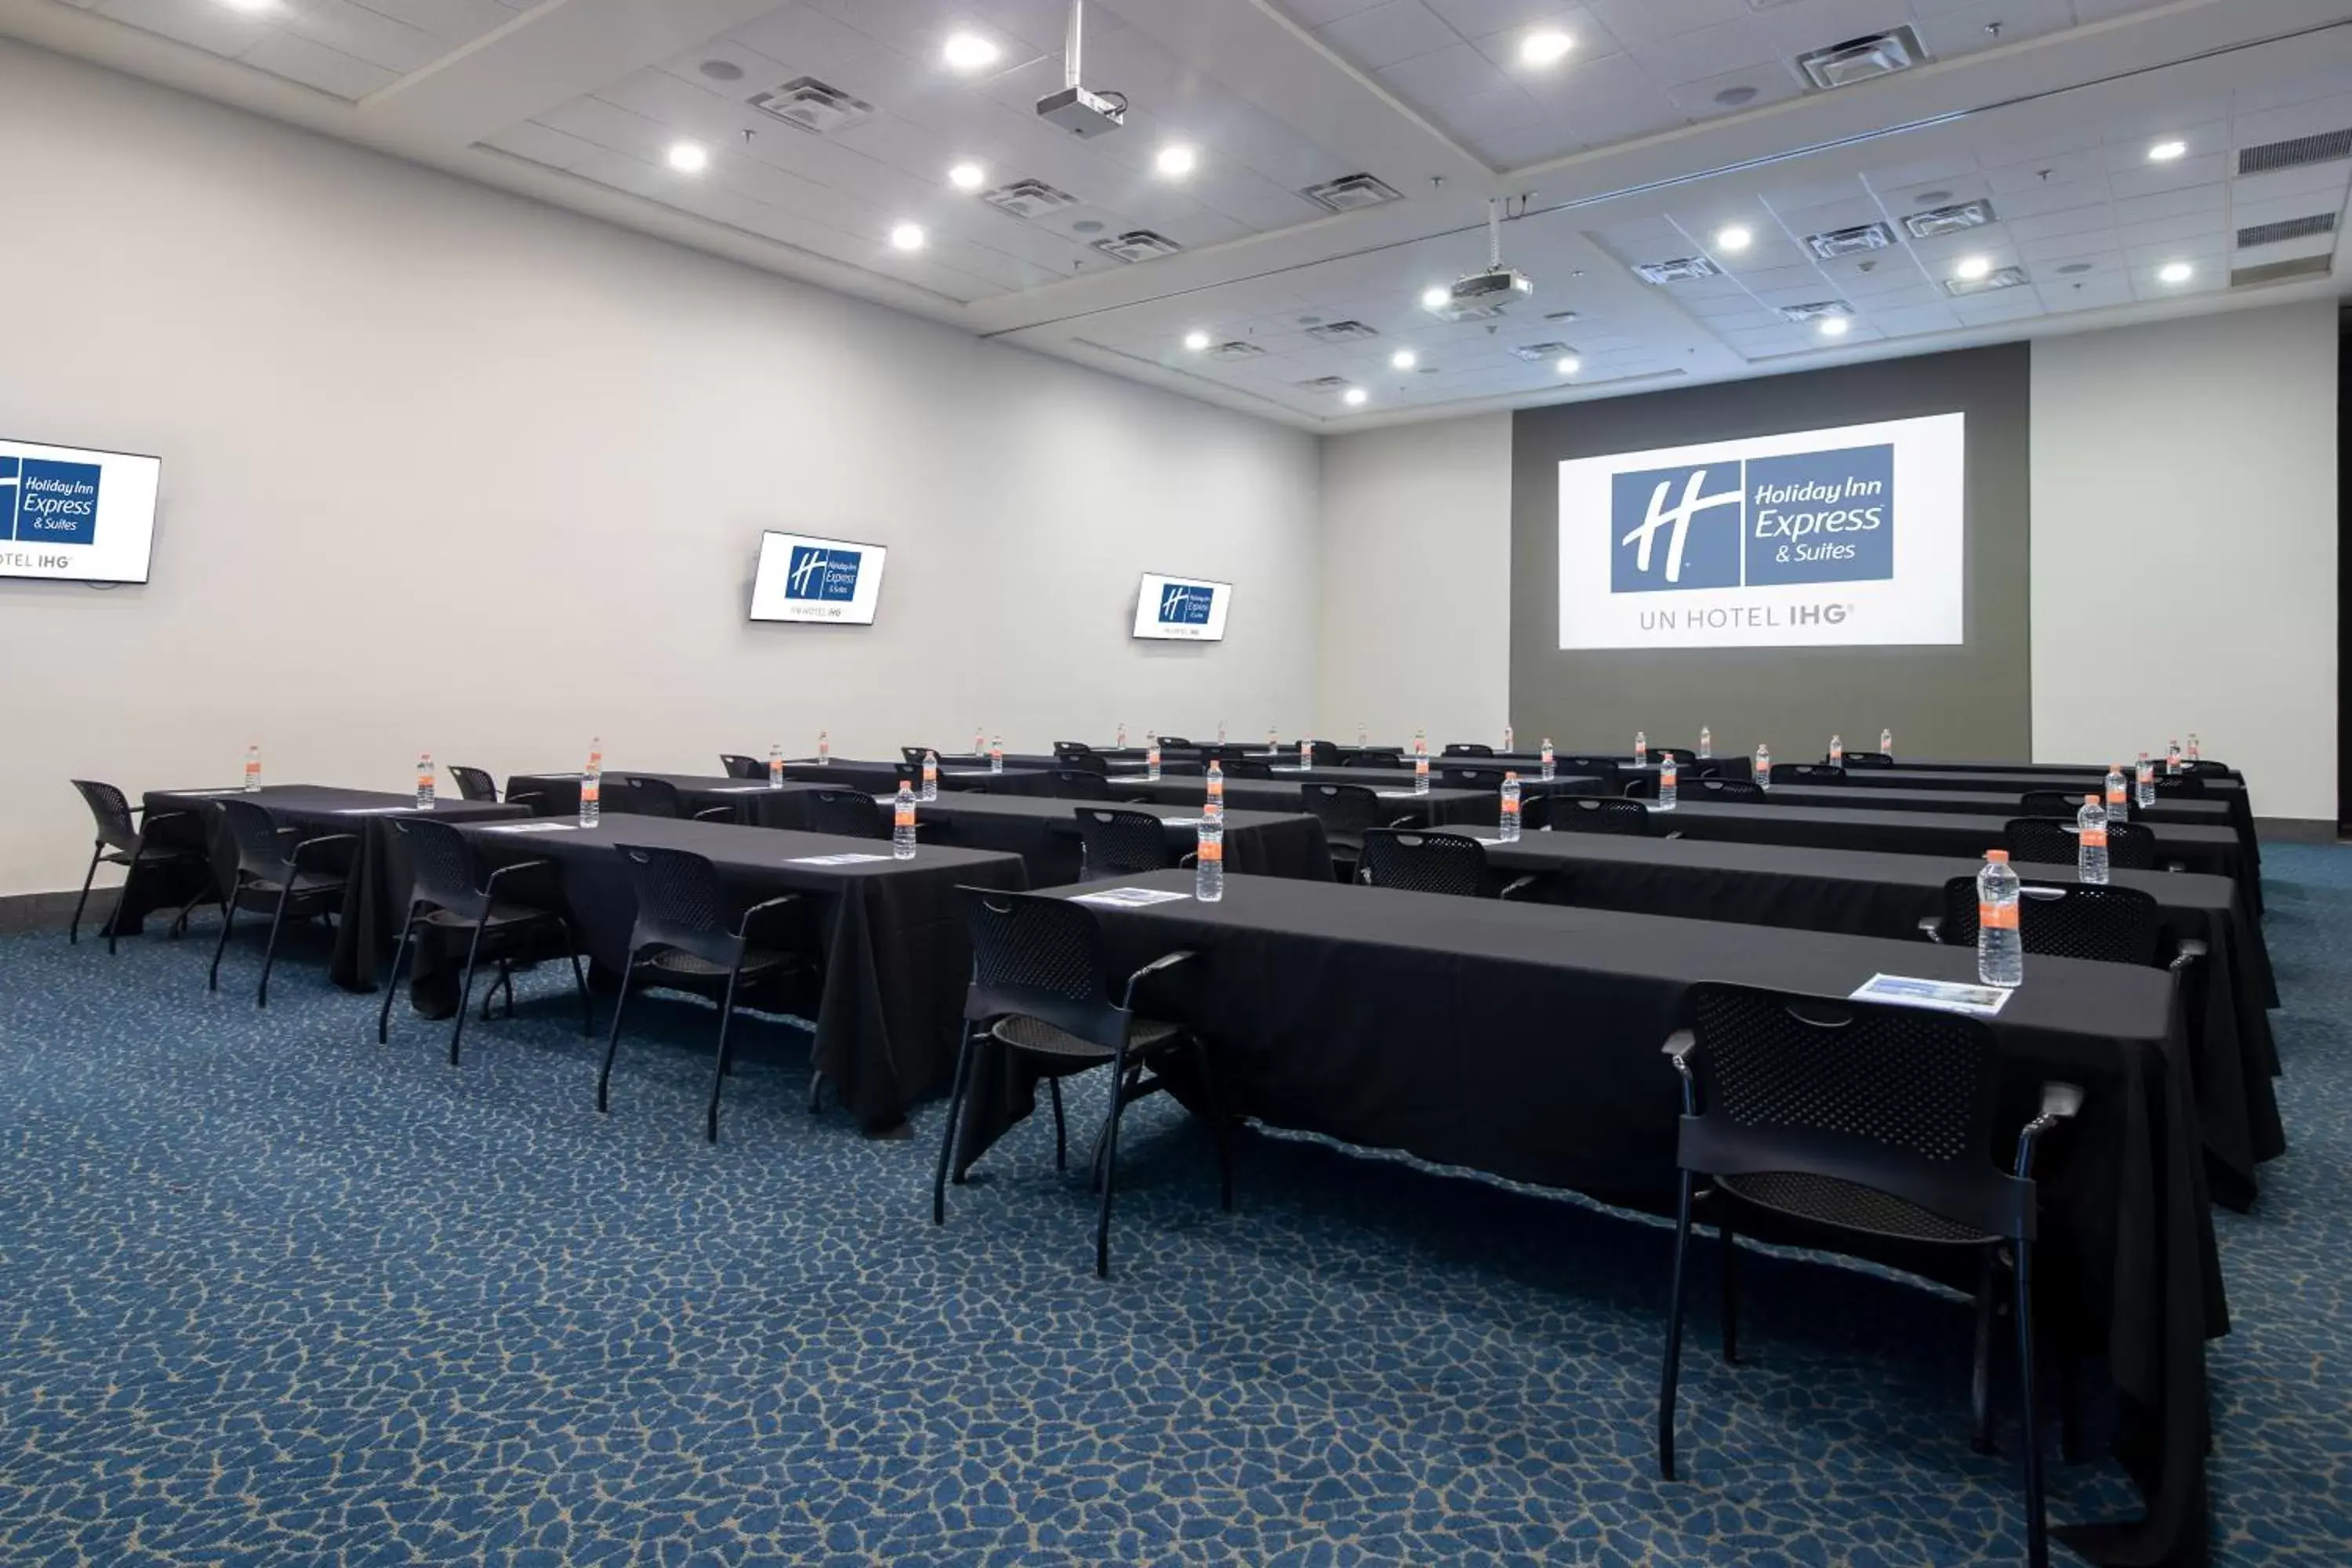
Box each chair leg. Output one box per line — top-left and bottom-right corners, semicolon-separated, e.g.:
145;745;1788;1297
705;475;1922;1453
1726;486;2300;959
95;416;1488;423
1094;1044;1137;1279
706;964;744;1144
1972;1252;2000;1456
806;1069;823;1115
255;884;295;1008
209;886;240;992
169;877;217;941
1187;1035;1235;1212
1657;1170;1696;1481
931;1030;981;1225
1719;1210;1740;1366
448;923;488;1067
70;844;100;947
376;906;422;1044
596;960;637;1114
1049;1078;1069;1171
2014;1241;2050;1568
559;920;592;1038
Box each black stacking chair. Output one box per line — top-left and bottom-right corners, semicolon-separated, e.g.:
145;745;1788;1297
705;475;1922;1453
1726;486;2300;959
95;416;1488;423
2180;759;2229;777
2005;815;2170;873
1301;740;1341;766
1299;783;1414;883
1345;749;1405;769
1050;769;1114;801
1052;741;1094;760
2017;790;2082;819
1155;735;1191;748
931;889;1226;1277
1442;764;1508;790
447;765;504;802
1356;829;1486;897
600;844;815;1142
67;779;216;953
2151;775;2205;798
808;789;887;840
1842;750;1894;768
1686;777;1763;802
720;754;766;781
1076;808;1174;878
1443;742;1494;757
622;776;733;822
1779;763;1847;784
1650;746;1696;765
208;798;354;1007
378;817;591;1064
1917;878;2203;977
1221;758;1274;779
1538;797;1655;837
1053;747;1109;776
1657;983;2082;1568
902;746;945;771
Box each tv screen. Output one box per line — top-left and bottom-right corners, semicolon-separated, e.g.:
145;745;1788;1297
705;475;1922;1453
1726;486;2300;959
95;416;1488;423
749;530;889;625
1;437;161;585
1134;573;1232;642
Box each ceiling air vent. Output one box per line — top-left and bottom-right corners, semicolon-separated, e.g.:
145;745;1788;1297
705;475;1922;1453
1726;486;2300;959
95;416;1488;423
1633;256;1721;284
1944;266;2028;296
1305;320;1380;343
1795;27;1928;90
1508;342;1576;361
1301;173;1403;212
1296;376;1352;391
1207;340;1265;361
2238;129;2352;176
1091;230;1182;263
1904;200;1994;239
2231;253;2333;287
1804;221;1896;260
1777;300;1852;324
747;76;874;135
2238;212;2337;248
981;179;1079;219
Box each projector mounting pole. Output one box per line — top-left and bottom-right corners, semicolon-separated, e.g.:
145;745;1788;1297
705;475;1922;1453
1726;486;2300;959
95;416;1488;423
1065;0;1083;90
1487;198;1503;270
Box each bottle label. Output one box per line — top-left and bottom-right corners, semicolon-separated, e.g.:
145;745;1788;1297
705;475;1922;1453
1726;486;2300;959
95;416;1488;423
1980;898;2018;931
896;804;915;829
1198;836;1222;863
2082;825;2107;848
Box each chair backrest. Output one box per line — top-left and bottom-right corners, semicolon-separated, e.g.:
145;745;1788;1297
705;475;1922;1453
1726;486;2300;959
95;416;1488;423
1051;769;1113;800
959;888;1129;1049
2018;790;2081;819
1221;759;1274;779
1649;746;1697;764
1075;808;1173;877
719;755;763;781
71;779;140;854
2003;815;2154;871
216;797;293;877
1544;796;1654;837
614;844;739;968
391;816;488;919
1442;764;1507;790
1357;829;1486;897
1053;750;1109;775
1934;877;2162;966
1689;777;1762;802
808;789;887;840
448;765;502;802
620;776;686;819
1156;735;1192;748
1842;750;1894;768
2151;774;2204;797
2181;759;2229;777
900;746;936;769
1345;749;1405;769
1443;742;1494;757
1301;782;1385;839
1780;763;1848;783
1557;756;1622;777
1305;739;1341;767
1675;982;2032;1241
1053;741;1094;759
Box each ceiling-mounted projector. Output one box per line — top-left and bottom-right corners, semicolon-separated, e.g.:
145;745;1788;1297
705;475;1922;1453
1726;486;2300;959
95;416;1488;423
1425;199;1534;321
1039;1;1125;137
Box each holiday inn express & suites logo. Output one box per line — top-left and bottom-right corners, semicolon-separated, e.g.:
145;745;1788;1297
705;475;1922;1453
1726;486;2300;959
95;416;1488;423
783;545;862;603
1611;442;1893;593
0;456;103;546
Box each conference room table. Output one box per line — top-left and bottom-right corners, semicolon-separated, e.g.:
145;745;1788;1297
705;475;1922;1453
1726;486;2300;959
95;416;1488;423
128;785;530;991
1834;764;2256;841
507;771;827;827
861;791;1334;887
949;872;2219;1567
451;815;1027;1134
1447;824;2281;1207
1096;775;1509;829
778;758;1059;797
1730;782;2243;835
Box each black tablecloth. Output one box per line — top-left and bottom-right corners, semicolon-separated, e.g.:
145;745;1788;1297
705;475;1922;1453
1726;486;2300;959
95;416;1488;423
1450;826;2280;1209
1069;775;1526;829
881;793;1331;886
456;817;1025;1133
508;771;826;828
1840;766;2254;842
778;759;1058;797
132;786;528;989
953;872;2219;1567
1732;782;2245;839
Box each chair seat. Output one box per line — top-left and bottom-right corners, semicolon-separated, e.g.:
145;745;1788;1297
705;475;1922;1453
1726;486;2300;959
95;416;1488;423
241;869;347;899
1719;1171;1995;1245
104;843;205;866
991;1012;1183;1062
643;946;797;982
422;902;554;933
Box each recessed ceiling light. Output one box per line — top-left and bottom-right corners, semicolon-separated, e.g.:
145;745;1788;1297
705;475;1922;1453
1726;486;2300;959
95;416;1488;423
1713;85;1759;107
1390;348;1418;370
2148;139;2188;163
1715;224;1753;253
1421;285;1449;310
890;222;927;252
1518;30;1575;67
942;31;1000;71
698;60;745;82
1183;329;1211;352
1555;355;1581;376
1343;387;1369;407
666;140;709;173
1817;316;1852;338
1156;143;1197;178
949;161;985;190
218;0;276;11
1955;254;1992;281
2158;260;2194;284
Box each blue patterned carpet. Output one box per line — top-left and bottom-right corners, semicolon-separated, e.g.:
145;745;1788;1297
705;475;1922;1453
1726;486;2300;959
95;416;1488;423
2;848;2347;1565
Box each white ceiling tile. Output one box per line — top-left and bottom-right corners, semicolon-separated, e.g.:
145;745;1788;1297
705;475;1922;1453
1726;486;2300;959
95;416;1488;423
93;0;274;53
235;29;399;97
1983;151;2105;191
287;1;443;74
1745;0;1914;57
1472;122;1591;166
2113;183;2227;225
481;120;602;170
1863;302;1966;336
1279;0;1394;26
2103;154;2228;203
1991;176;2109;218
1631;17;1775;88
2231;94;2352;151
1314;1;1460;69
2016;228;2123;263
1376;42;1514;104
363;0;520;45
1662;61;1806;120
1425;0;1581;37
1583;0;1751;46
1945;288;2044;325
1911;2;2072;61
728;5;889;74
2035;272;2133;312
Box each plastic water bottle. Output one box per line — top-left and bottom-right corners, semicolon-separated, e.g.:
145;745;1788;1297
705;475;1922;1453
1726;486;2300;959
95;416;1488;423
1298;739;1312;769
415;753;436;811
1414;753;1430;796
1414;728;1427;757
1634;730;1648;766
1698;726;1711;760
1357;722;1368;747
921;750;938;803
1540;739;1555;782
1880;727;1893;757
989;735;1004;775
1977;849;2023;989
1145;737;1161;782
1116;722;1127;749
243;743;262;793
2136;753;2155;808
2104;763;2129;825
1218;720;1227;743
1657;753;1678;811
973;725;985;757
1502;724;1515;753
2078;794;2109;885
2166;739;2182;776
1196;818;1224;902
2187;732;2201;764
1499;772;1523;841
579;746;601;829
1755;743;1772;790
817;730;830;766
1266;725;1279;753
1828;733;1843;767
1205;760;1225;820
892;784;917;860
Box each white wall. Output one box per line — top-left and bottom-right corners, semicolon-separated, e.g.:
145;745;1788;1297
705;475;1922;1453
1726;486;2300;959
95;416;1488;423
2031;302;2339;822
1316;412;1513;746
0;41;1320;896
